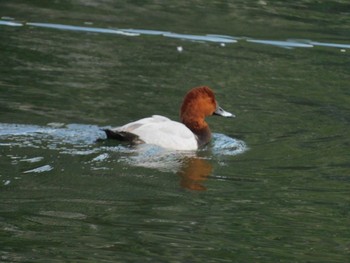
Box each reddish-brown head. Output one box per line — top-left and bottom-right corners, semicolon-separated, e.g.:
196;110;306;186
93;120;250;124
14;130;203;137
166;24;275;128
180;86;234;147
180;86;217;123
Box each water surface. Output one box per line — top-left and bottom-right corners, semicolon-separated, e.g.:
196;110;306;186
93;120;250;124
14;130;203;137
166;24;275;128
1;1;349;262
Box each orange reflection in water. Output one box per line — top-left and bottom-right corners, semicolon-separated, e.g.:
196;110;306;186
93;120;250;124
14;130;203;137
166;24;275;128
178;157;212;191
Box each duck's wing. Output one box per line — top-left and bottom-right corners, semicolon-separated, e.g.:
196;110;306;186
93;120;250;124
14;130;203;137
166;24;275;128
131;117;198;150
107;115;170;133
105;115;198;150
104;116;162;143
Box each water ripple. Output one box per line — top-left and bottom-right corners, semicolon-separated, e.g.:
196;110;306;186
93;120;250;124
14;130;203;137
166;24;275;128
212;133;248;156
23;164;53;174
1;123;247;175
0;19;349;49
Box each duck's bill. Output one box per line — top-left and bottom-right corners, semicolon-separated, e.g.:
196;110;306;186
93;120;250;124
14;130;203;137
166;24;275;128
214;105;235;118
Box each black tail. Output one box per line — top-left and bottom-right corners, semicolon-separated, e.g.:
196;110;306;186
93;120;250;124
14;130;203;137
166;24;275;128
104;129;143;144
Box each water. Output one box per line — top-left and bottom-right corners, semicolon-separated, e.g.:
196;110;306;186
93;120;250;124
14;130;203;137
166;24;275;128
1;1;350;262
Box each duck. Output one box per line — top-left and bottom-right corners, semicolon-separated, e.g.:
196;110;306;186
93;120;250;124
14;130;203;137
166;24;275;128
104;86;234;150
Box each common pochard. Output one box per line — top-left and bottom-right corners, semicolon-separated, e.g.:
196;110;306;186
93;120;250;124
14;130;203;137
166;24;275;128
104;86;234;150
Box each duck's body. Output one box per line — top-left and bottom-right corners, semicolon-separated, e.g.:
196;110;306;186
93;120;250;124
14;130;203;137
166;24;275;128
105;115;198;150
104;86;234;150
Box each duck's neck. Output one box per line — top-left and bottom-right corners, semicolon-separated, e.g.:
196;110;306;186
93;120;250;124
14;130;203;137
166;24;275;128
182;118;211;147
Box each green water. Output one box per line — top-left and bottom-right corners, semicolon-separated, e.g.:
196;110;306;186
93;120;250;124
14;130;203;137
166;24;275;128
1;1;349;262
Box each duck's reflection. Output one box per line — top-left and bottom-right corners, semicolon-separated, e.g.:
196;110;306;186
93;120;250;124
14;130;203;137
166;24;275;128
178;157;213;191
123;145;213;191
177;157;212;191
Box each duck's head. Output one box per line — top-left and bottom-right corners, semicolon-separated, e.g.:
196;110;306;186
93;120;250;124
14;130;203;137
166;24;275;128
180;86;234;123
180;86;234;146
